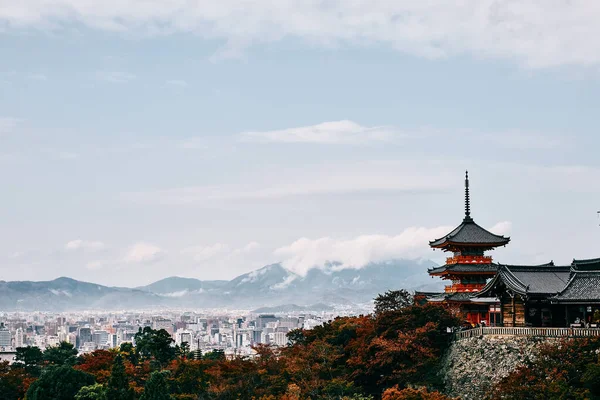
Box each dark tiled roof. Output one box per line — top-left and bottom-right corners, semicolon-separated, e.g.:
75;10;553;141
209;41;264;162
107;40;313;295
476;262;571;297
572;258;600;271
429;218;510;249
553;260;600;302
428;263;498;275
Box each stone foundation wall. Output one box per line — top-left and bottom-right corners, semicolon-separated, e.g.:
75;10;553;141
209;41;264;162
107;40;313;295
440;335;552;399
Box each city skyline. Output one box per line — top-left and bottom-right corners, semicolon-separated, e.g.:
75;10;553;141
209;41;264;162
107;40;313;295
2;2;600;286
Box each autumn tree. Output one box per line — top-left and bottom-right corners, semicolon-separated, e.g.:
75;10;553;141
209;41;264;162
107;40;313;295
76;349;116;384
382;386;455;400
490;337;600;400
0;360;36;400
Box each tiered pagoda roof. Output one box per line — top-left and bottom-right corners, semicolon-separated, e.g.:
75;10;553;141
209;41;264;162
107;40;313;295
429;171;510;252
428;171;509;277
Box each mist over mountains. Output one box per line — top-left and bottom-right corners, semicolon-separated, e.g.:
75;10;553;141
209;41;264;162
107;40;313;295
0;259;442;311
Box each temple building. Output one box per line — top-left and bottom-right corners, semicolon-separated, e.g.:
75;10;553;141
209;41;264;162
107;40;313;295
421;172;600;328
425;172;509;326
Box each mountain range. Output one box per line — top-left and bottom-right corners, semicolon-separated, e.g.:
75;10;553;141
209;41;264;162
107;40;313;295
0;259;443;311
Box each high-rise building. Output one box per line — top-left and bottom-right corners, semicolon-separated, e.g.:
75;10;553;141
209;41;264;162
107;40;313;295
93;331;108;347
78;327;93;348
14;328;24;348
0;323;11;348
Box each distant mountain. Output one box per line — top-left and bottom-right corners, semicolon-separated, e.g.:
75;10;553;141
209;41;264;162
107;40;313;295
137;276;228;296
252;303;333;313
0;277;165;311
0;259;443;311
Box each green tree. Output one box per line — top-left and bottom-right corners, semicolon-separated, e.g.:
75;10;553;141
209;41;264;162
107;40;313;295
176;341;190;359
75;383;107;400
203;349;225;361
43;341;78;366
374;290;414;315
25;365;95;400
106;354;135;400
134;327;176;368
13;345;43;376
140;371;172;400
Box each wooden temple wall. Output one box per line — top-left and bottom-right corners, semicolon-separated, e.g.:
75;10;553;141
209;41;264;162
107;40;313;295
501;293;526;327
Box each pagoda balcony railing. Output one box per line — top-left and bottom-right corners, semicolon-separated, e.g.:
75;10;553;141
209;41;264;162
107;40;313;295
446;255;493;265
445;283;486;293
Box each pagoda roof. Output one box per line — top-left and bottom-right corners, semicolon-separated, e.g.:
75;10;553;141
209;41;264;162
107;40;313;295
476;262;571;297
429;219;510;249
429;172;510;251
428;262;497;275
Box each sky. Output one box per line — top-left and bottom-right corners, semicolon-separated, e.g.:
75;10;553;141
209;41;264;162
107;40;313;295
1;1;600;286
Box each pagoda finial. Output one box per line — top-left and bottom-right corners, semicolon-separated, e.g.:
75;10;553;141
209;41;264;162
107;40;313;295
464;170;472;221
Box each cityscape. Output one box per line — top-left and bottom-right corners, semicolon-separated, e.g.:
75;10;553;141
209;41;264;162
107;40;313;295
0;309;357;361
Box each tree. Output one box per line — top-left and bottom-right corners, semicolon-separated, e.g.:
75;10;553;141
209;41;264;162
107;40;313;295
140;371;173;400
203;349;225;361
76;349;116;384
25;365;95;400
374;290;414;315
43;341;78;366
382;386;455;400
75;383;107;400
0;360;36;400
106;354;135;400
13;345;43;376
134;327;176;368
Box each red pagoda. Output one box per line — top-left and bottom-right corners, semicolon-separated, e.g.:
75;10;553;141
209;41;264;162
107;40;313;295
426;171;510;326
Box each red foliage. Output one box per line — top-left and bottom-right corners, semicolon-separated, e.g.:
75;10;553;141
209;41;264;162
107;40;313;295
74;349;116;384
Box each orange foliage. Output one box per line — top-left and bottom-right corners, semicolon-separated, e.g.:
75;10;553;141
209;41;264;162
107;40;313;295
74;349;116;384
383;386;455;400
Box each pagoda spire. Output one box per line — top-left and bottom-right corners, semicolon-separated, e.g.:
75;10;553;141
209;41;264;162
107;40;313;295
464;170;472;222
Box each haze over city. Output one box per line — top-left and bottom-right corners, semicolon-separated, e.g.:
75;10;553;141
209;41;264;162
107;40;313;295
1;2;600;288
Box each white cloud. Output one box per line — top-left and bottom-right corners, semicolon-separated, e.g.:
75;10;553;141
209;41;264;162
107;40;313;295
491;221;512;236
65;239;106;252
96;71;136;83
28;73;47;81
0;117;21;135
274;226;455;276
241;120;399;145
122;160;453;205
165;79;188;88
1;1;599;68
182;243;228;262
123;242;164;264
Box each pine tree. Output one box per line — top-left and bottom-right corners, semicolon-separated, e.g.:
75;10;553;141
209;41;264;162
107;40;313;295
106;354;135;400
140;371;172;400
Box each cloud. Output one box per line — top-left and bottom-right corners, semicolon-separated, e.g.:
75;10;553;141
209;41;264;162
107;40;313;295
165;79;188;88
241;120;399;145
0;117;21;135
1;2;599;68
491;221;512;236
123;242;164;264
28;73;47;81
96;71;136;83
182;243;228;262
122;160;453;205
65;239;106;252
274;226;455;276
